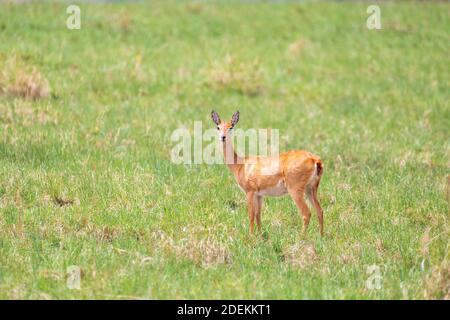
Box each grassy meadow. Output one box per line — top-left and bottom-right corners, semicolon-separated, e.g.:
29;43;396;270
0;1;449;299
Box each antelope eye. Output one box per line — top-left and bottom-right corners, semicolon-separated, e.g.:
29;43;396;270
216;126;219;130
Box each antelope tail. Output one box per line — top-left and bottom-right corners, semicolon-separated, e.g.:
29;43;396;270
315;159;323;177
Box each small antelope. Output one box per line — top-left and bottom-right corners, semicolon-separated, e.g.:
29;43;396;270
211;110;324;236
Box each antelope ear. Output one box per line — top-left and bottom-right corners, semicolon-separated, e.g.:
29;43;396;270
231;111;240;127
211;110;221;125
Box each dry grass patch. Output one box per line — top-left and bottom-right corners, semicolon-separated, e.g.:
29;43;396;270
423;261;450;299
283;240;318;269
52;195;79;207
8;67;50;100
91;226;119;242
73;224;121;243
0;101;58;127
420;227;431;258
339;243;362;264
39;269;63;281
108;10;133;33
152;230;232;268
185;2;205;14
181;238;232;267
286;37;312;58
204;54;264;96
0;55;50;100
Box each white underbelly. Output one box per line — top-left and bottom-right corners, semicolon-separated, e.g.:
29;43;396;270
256;181;288;197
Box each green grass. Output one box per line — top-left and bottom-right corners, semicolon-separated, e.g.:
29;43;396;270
0;0;449;299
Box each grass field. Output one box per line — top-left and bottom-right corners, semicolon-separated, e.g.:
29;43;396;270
0;0;449;299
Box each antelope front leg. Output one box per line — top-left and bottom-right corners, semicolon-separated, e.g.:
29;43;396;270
246;192;255;234
254;195;263;232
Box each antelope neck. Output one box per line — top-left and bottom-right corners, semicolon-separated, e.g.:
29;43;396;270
222;139;243;175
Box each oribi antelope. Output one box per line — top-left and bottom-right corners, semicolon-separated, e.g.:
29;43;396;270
211;110;324;236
